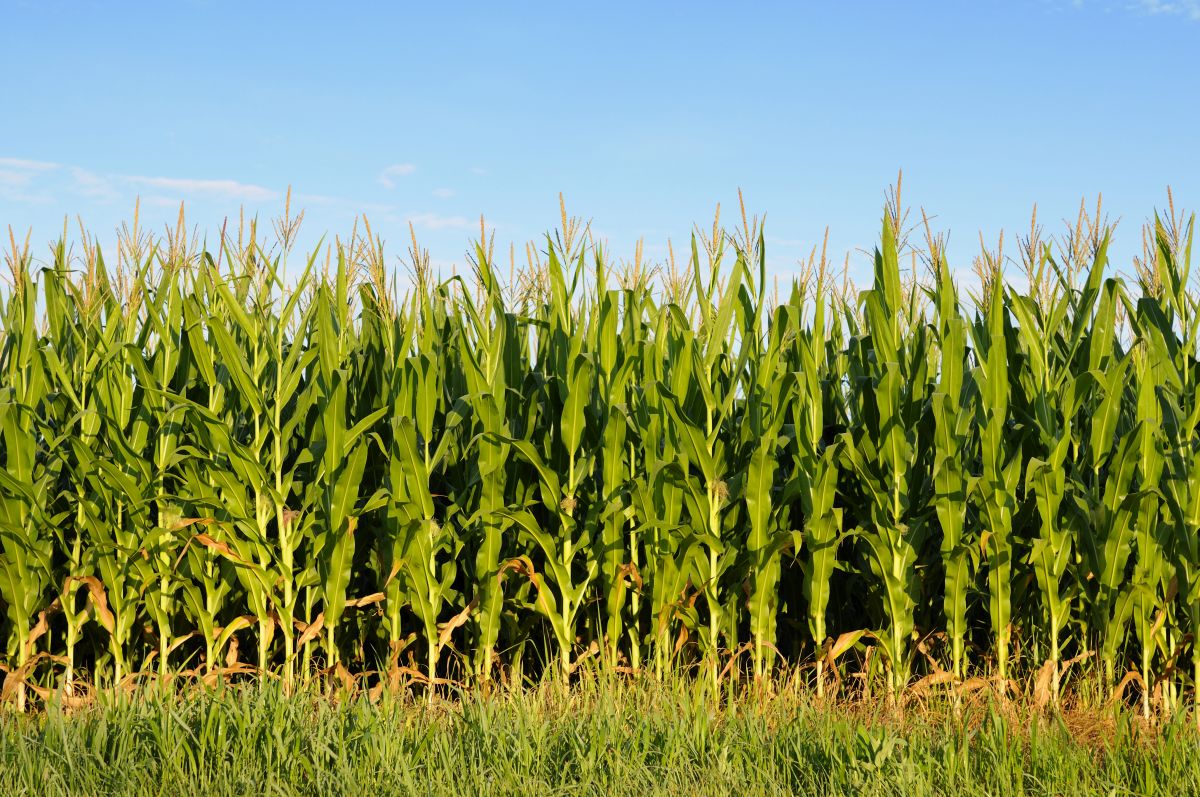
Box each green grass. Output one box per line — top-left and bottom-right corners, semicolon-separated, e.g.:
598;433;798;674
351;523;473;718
0;680;1196;796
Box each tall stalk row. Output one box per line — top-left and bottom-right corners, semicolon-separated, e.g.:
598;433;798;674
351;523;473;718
0;193;1197;717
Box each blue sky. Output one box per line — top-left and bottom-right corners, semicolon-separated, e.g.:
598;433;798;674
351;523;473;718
1;0;1197;286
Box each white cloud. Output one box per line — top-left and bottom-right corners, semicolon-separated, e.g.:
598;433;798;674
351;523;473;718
0;157;60;171
1135;0;1200;18
407;212;471;230
378;163;416;189
125;175;277;201
0;169;53;203
70;168;120;202
0;157;62;202
1;154;349;221
432;187;456;199
1068;0;1200;18
0;170;34;188
0;156;284;206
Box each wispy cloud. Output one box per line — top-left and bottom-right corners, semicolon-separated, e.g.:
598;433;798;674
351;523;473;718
2;156;468;237
125;175;277;201
0;168;54;204
0;157;60;171
407;212;471;230
1066;0;1200;18
0;155;288;207
0;170;34;189
0;157;61;203
1135;0;1200;19
378;163;416;189
70;168;120;202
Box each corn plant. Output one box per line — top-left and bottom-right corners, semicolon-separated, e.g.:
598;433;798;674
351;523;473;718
842;219;932;695
1;192;1200;724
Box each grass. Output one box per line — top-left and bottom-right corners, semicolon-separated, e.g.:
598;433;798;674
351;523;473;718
0;678;1197;796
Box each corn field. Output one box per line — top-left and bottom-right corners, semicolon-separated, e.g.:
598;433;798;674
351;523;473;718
1;189;1197;718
